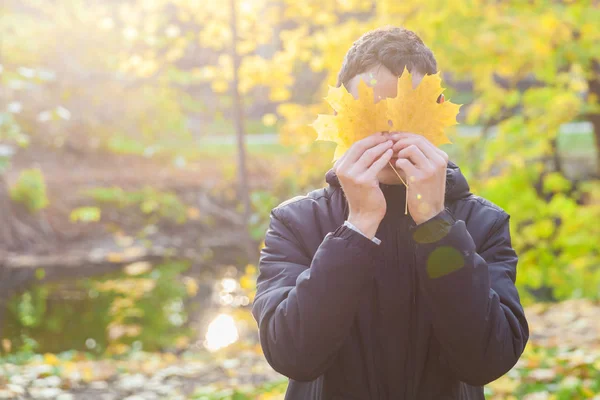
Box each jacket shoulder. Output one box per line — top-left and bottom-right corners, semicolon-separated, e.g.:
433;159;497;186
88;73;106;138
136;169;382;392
271;186;344;254
456;193;509;219
469;194;507;214
273;186;340;218
452;194;511;251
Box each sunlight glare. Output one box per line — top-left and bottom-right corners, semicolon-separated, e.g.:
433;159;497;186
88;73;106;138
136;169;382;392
239;0;254;14
221;277;238;293
204;313;239;352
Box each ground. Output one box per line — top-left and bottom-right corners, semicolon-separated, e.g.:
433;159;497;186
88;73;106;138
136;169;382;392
1;300;600;399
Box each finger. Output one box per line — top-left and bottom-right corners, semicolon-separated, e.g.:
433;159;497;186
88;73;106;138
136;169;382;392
344;133;388;163
391;132;449;166
395;158;420;181
392;134;437;150
334;139;359;172
353;140;393;171
390;132;419;141
393;137;447;165
363;148;394;179
333;149;348;172
396;144;431;170
392;135;436;154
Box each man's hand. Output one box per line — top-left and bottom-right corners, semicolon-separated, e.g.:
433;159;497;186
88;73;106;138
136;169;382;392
334;133;394;239
391;132;449;225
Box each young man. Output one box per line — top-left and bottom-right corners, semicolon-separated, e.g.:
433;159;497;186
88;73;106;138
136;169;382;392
252;26;529;400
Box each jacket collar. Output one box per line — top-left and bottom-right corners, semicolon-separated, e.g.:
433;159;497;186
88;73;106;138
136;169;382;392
325;160;471;202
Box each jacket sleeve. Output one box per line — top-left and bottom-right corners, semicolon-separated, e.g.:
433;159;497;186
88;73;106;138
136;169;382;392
410;208;529;386
252;208;379;382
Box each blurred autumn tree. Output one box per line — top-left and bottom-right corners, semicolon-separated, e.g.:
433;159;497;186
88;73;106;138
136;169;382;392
270;0;600;302
1;0;599;312
378;0;600;302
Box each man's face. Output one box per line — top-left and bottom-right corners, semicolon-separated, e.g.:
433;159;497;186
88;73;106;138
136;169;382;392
347;65;425;185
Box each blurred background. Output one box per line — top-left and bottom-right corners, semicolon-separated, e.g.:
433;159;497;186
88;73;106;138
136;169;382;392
0;0;599;399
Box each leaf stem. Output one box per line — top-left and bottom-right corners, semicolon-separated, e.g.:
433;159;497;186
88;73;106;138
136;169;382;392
388;161;409;215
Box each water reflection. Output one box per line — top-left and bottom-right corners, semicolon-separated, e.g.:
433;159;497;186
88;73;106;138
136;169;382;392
202;271;256;351
221;278;238;293
204;313;239;352
215;276;249;307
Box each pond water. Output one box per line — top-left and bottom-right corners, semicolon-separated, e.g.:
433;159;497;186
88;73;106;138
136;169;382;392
2;262;256;355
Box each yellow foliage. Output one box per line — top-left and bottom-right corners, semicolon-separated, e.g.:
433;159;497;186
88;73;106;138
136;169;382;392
239;275;255;291
96;278;156;297
257;393;285;400
183;276;199;296
175;335;190;349
44;353;60;366
278;103;327;148
212;80;229;94
240;264;258;299
488;375;520;394
269;87;291;102
124;261;152;276
386;68;460;146
186;206;201;220
262;113;278;127
81;365;94;382
107;343;130;356
107;252;123;263
245;264;257;275
163;352;178;363
311;69;460;160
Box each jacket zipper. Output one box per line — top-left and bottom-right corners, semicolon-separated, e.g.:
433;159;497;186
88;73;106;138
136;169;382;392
409;242;418;399
413;243;417;306
403;217;418;400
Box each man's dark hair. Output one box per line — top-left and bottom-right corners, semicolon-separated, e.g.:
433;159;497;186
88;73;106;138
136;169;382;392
336;26;438;88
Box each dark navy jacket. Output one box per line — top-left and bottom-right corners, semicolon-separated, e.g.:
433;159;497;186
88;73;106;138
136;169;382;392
252;161;529;399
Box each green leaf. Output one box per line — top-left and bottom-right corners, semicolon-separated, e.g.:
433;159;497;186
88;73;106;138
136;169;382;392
70;206;102;223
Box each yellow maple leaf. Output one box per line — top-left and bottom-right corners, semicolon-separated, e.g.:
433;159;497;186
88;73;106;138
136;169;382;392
311;78;389;161
386;67;461;146
311;69;461;161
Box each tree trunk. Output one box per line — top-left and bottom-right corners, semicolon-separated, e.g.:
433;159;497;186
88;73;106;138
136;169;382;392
588;60;600;178
0;175;34;343
0;174;55;343
591;115;600;179
0;175;47;251
229;0;255;259
0;175;19;249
